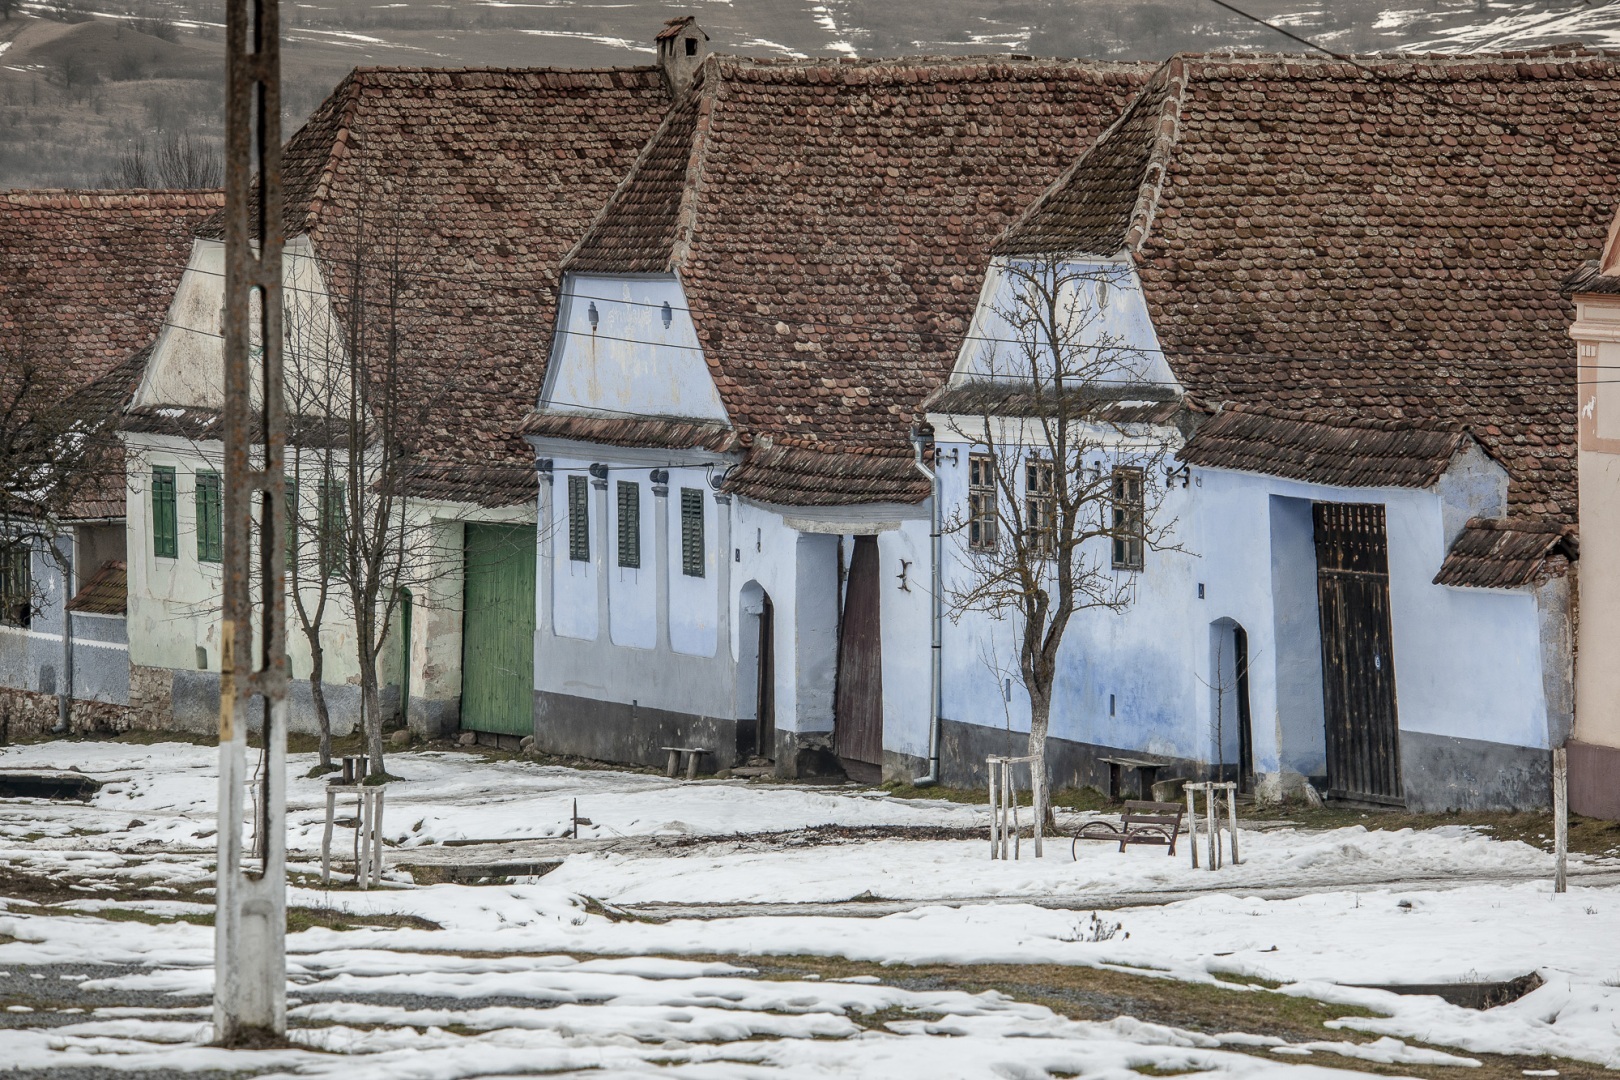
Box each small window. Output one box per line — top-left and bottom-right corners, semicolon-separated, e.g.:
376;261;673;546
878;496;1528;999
685;35;698;56
1111;466;1145;571
968;453;998;551
680;487;705;577
568;474;590;562
0;544;30;628
617;480;640;569
195;470;223;563
284;478;298;558
152;466;178;559
1025;459;1056;556
318;479;346;579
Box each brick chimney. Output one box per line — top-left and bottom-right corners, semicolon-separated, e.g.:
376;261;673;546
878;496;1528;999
656;16;710;95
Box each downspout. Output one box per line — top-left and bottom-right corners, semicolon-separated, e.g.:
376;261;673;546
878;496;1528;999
53;540;71;735
909;428;942;787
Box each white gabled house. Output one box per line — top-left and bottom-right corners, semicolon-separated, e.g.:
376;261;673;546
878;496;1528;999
924;52;1598;809
117;54;680;738
525;53;1149;780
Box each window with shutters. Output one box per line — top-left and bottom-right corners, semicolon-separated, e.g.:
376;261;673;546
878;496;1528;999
152;466;178;559
195;470;222;563
616;480;640;569
0;544;30;627
318;479;346;579
968;453;997;551
284;478;298;558
680;487;705;577
1111;466;1145;570
1025;459;1056;557
568;474;589;561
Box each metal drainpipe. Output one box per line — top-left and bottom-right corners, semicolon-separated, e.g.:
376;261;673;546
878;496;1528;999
909;429;942;787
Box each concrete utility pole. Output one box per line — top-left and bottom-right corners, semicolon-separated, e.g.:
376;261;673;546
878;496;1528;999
214;0;288;1046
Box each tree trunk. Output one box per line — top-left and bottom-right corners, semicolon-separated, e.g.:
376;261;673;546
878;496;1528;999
359;649;385;777
307;642;332;768
1027;685;1051;857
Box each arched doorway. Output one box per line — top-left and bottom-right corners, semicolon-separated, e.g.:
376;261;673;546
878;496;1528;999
737;582;774;761
1209;618;1254;793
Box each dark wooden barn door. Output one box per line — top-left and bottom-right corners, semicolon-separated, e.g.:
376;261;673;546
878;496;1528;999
835;535;883;781
1234;624;1254;795
1312;503;1403;805
756;594;775;759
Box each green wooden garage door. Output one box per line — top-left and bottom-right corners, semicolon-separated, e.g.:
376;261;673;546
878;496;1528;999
460;522;537;735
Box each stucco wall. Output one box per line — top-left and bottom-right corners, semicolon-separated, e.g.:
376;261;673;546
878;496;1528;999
930;434;1557;800
0;536;130;710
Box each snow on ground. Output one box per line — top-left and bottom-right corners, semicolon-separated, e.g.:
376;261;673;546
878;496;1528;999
1;740;1613;1075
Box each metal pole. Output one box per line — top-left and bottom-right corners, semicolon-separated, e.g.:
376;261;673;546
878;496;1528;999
1553;747;1568;895
215;0;288;1046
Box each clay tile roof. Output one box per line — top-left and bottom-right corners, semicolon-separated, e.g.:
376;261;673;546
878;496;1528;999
521;409;739;453
201;66;674;505
1564;259;1620;296
997;48;1620;526
1;190;220;387
66;560;126;616
722;439;928;507
656;16;703;41
1434;517;1575;589
563;55;1150;503
1;195;218;523
1178;404;1474;489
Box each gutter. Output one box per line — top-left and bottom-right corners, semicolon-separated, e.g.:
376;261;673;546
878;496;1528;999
909;428;943;787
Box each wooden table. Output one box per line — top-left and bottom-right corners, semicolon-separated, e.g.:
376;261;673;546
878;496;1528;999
1098;756;1164;801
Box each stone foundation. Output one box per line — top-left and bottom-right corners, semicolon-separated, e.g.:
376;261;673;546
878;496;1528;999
0;686;134;741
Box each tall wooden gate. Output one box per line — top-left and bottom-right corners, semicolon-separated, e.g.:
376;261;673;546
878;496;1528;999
1312;503;1403;804
460;522;537;736
835;535;883;779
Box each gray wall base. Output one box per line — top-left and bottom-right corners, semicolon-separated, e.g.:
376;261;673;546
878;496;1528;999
409;697;459;740
883;749;930;786
535;689;740;772
1399;730;1550;812
940;717;1212;795
773;728;842;779
159;668;368;737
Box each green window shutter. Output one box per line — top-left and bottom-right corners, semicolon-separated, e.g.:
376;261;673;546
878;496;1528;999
284;478;297;558
152;466;178;559
568;474;589;562
680;487;705;577
616;480;640;569
319;479;346;579
195;470;222;562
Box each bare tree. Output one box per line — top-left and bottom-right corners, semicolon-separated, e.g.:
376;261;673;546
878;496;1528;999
0;0;19;21
0;333;129;729
943;256;1179;850
104;133;223;190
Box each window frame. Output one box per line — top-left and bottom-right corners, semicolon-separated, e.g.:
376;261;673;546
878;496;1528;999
568;474;590;562
0;543;30;628
967;453;998;552
195;469;223;563
616;480;640;569
151;466;178;559
680;487;705;578
1111;466;1145;571
1024;458;1057;557
318;478;346;580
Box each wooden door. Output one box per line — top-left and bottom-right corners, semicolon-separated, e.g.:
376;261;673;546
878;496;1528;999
1313;503;1403;805
460;523;537;736
835;535;883;774
1234;624;1254;795
756;594;775;760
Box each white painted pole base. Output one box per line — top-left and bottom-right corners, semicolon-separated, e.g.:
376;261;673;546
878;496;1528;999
214;695;287;1044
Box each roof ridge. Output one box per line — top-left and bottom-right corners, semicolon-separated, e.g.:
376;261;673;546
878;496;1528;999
346;64;661;76
1;189;222;203
669;57;723;271
1123;57;1187;255
304;70;367;238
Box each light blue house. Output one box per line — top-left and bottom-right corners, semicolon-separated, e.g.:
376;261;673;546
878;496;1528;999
923;52;1600;809
524;52;1147;780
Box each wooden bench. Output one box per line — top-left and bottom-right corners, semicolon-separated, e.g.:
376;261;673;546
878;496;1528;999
661;746;709;780
1072;799;1184;859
